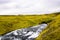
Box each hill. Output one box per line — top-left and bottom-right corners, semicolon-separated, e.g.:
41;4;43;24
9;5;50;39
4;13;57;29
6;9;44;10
0;12;60;40
36;12;60;40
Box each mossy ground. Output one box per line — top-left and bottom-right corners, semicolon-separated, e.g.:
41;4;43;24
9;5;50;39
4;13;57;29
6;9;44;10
0;12;60;40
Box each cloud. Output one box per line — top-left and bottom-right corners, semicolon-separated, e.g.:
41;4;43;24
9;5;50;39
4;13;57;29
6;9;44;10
0;0;10;4
0;0;60;15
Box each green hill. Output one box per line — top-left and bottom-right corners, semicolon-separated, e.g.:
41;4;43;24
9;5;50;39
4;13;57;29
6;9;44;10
36;12;60;40
0;12;60;40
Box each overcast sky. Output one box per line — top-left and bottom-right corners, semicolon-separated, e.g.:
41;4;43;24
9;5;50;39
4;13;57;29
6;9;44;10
0;0;60;15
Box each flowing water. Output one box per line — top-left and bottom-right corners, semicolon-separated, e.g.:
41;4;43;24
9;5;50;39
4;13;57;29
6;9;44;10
0;24;47;40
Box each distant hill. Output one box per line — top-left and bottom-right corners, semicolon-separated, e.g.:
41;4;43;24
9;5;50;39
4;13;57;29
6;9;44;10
0;12;60;40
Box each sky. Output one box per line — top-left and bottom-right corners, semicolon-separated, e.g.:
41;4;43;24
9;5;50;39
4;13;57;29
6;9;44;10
0;0;60;15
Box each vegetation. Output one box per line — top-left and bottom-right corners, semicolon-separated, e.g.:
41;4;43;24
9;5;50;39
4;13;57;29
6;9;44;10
36;12;60;40
0;12;60;40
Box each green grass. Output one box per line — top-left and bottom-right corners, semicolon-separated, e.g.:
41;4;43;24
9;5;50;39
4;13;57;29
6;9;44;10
0;15;54;35
0;12;60;40
36;12;60;40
